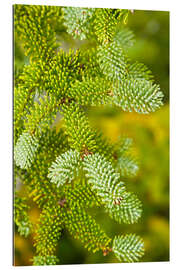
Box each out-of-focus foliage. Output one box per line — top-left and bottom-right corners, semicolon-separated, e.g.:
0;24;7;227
127;10;169;102
14;8;169;265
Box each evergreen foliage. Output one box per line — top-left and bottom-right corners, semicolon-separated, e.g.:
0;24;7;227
112;234;145;262
24;94;58;137
14;132;39;169
63;183;102;208
48;149;82;187
32;255;59;266
14;5;62;60
98;42;127;81
14;195;32;237
34;201;63;257
83;153;142;224
14;4;164;265
69;76;112;106
113;78;163;113
62;101;97;152
63;7;95;40
115;137;139;178
62;205;112;254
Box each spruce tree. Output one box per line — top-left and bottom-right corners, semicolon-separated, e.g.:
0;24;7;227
14;5;164;265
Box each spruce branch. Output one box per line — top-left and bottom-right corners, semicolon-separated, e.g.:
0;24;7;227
63;7;95;40
112;234;145;262
63;183;102;209
127;61;154;81
117;137;134;154
25;128;69;207
113;78;164;113
43;49;81;97
93;9;131;45
34;201;63;256
83;153;142;224
32;255;59;266
48;149;82;187
14;132;39;169
79;48;103;78
14;5;61;60
94;8;119;44
113;27;135;49
24;94;59;137
62;102;97;152
98;42;127;81
62;205;112;253
69;76;113;106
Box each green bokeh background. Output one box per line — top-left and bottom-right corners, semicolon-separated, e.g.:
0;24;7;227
14;8;169;265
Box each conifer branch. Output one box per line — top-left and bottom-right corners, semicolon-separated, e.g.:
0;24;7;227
43;49;81;97
83;153;142;224
112;234;145;262
63;183;102;208
24;94;59;137
62;102;97;152
113;78;164;113
80;48;103;78
48;149;82;187
14;195;32;237
14;132;39;169
34;201;63;256
127;61;154;81
69;76;112;106
32;255;59;266
94;8;119;44
62;205;112;253
63;7;95;40
14;5;61;60
25;128;69;207
113;27;135;49
98;42;127;81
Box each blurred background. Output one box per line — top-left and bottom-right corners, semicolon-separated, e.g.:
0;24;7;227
14;9;169;265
